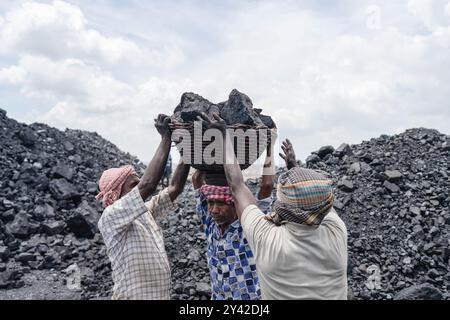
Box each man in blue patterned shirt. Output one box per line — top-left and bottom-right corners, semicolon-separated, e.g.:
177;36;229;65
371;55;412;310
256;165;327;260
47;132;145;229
192;143;276;300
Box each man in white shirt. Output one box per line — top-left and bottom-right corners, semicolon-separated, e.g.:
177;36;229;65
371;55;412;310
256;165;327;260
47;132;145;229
199;113;348;300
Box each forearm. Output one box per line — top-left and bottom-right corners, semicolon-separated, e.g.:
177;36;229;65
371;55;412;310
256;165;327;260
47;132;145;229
168;162;190;201
222;130;256;216
138;136;171;200
223;131;245;191
192;171;205;190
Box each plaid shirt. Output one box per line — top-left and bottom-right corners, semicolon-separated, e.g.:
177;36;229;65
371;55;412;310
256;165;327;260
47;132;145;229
98;186;175;300
195;189;273;300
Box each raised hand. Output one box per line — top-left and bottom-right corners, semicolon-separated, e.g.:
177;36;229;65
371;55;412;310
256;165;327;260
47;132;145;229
154;114;171;138
197;112;227;135
279;139;297;170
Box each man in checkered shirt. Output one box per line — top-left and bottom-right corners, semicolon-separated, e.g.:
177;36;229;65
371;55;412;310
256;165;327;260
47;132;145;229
96;114;190;300
191;134;276;300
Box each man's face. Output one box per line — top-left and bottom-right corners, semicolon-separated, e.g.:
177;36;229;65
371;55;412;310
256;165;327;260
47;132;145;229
207;199;237;227
120;175;140;198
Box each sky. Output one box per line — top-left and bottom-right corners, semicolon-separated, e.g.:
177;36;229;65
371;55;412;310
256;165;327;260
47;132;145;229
1;0;449;166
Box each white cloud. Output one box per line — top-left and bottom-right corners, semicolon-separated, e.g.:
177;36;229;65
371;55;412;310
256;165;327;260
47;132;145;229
0;65;26;84
0;1;143;64
446;2;450;16
1;0;450;163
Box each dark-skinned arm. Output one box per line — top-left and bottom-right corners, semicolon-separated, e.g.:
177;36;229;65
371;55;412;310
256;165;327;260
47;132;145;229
279;138;298;170
168;161;191;202
137;114;172;201
258;128;277;199
198;113;256;218
192;170;206;190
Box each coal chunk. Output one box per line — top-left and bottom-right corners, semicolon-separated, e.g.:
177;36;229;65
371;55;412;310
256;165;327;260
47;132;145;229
383;170;403;182
17;128;37;148
49;179;81;201
6;212;32;239
66;201;99;239
394;284;443;300
317;146;335;159
53;163;75;181
219;89;263;126
173;92;219;123
338;178;355;192
0;246;10;262
383;180;400;193
334;143;353;158
42;221;66;236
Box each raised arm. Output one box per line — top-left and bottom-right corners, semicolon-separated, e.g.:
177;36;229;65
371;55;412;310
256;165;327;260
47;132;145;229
258;128;277;199
137;114;172;201
279;138;298;170
168;161;191;202
192;170;206;190
198;113;256;218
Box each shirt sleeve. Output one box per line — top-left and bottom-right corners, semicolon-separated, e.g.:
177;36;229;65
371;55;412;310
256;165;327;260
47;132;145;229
145;187;176;219
98;186;148;248
254;189;273;215
240;204;280;259
321;209;348;243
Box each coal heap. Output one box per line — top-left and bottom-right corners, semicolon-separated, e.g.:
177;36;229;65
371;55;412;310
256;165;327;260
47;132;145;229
171;89;275;128
2;106;450;300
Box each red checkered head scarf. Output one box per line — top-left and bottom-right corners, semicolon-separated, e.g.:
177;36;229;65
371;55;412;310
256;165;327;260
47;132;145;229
200;184;234;205
96;165;137;208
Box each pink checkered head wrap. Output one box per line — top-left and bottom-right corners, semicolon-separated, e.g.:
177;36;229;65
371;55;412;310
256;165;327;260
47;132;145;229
96;165;137;208
200;184;234;205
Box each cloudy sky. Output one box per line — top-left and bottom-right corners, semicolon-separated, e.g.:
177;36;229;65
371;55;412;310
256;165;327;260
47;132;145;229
1;0;449;166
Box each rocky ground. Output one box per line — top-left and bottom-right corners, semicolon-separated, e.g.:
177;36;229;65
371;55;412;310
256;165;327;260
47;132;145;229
1;107;449;300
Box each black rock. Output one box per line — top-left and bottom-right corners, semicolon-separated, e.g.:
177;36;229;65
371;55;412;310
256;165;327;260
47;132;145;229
219;89;263;126
0;269;23;289
49;179;81;201
173;92;218;123
16;252;37;264
66;201;99;239
17;128;37;148
33;204;55;221
1;209;15;223
338;178;355;192
53;164;75;181
409;206;421;216
195;282;211;296
348;162;361;174
383;180;400;193
334;143;353;158
306;154;321;165
6;212;31;239
317;146;335;159
42;221;66;236
394;284;443;300
383;170;403;182
0;246;9;262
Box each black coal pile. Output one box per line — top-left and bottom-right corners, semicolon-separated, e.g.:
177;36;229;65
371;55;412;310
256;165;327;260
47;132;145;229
0;108;137;298
2;105;450;300
0;108;212;300
271;128;450;300
171;89;275;128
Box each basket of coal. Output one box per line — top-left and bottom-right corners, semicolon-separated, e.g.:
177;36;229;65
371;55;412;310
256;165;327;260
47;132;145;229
169;89;275;172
